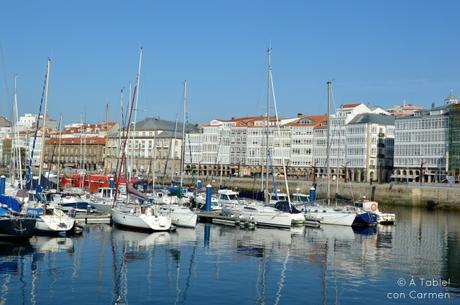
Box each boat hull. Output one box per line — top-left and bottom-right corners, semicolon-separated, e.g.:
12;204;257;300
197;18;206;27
35;215;75;235
166;206;197;228
0;217;37;240
224;207;292;229
353;212;378;227
306;208;356;226
111;207;172;231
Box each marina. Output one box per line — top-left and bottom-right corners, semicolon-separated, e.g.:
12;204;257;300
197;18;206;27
1;2;460;304
0;205;459;305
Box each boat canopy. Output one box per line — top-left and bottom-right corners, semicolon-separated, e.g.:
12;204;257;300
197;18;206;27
0;195;21;212
274;201;301;214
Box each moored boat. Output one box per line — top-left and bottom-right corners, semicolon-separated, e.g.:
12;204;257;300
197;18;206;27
111;205;172;232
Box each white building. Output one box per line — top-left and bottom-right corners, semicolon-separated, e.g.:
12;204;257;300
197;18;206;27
313;103;389;180
393;92;457;183
346;113;395;182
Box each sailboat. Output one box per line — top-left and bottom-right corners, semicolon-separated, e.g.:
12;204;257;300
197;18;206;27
111;48;173;232
305;82;369;227
156;80;197;228
223;48;302;228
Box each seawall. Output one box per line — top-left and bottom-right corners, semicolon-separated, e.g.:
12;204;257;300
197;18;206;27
180;176;460;210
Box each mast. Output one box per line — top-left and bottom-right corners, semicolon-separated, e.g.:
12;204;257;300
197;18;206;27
57;114;63;191
179;80;187;188
326;81;332;205
131;47;143;179
104;103;109;174
38;58;51;186
13;76;23;188
113;48;142;206
151;130;158;192
336;118;341;205
264;48;271;205
168;114;179;182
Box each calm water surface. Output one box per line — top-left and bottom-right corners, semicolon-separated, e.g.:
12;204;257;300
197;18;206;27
0;206;459;305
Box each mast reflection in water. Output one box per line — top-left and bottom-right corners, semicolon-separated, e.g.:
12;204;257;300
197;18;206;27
0;207;459;305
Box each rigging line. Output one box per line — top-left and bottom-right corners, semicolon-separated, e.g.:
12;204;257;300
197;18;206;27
27;59;50;189
269;51;291;204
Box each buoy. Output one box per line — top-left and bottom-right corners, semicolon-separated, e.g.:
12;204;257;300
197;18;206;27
371;202;377;212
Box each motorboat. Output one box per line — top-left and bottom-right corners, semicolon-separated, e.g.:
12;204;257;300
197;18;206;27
217;189;241;206
90;187;120;213
357;200;395;225
269;191;288;206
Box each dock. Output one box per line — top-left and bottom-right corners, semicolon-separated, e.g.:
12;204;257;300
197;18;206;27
197;211;256;229
75;213;112;224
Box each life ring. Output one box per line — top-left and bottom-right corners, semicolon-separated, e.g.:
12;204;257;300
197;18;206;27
371;203;377;212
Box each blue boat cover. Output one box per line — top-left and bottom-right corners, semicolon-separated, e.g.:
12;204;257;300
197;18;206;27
0;207;8;216
0;195;21;212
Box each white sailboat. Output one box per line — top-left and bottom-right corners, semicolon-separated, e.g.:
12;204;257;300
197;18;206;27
222;48;303;228
305;81;356;226
110;48;172;232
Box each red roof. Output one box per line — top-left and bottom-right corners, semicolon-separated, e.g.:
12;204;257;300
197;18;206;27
341;103;361;109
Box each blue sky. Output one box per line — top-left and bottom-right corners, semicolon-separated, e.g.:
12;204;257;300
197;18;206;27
0;0;459;124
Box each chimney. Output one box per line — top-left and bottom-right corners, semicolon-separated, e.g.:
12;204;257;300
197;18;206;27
431;102;435;109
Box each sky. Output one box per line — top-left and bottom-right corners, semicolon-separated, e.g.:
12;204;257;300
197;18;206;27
0;0;459;125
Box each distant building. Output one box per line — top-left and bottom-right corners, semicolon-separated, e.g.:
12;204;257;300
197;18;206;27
346;113;395;183
0;116;12;166
313;103;389;181
106;117;198;179
44;137;106;171
393;91;458;183
387;103;423;117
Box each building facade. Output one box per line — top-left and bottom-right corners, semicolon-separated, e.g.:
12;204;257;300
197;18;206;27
106;117;196;180
393;92;457;183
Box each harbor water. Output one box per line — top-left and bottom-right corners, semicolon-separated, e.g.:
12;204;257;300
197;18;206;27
0;206;459;305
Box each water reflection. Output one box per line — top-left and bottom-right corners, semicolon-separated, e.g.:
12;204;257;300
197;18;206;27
0;207;458;305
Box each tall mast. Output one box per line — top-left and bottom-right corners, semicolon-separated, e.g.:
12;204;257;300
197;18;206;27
12;76;23;188
57;114;63;191
179;80;187;188
168;114;179;182
326;81;332;205
131;47;143;179
113;48;142;206
264;47;271;205
104;103;109;174
38;58;51;186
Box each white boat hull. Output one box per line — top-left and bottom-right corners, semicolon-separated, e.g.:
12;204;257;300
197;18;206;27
163;206;197;228
36;215;75;234
306;208;356;226
225;206;292;229
90;200;113;214
111;207;172;231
